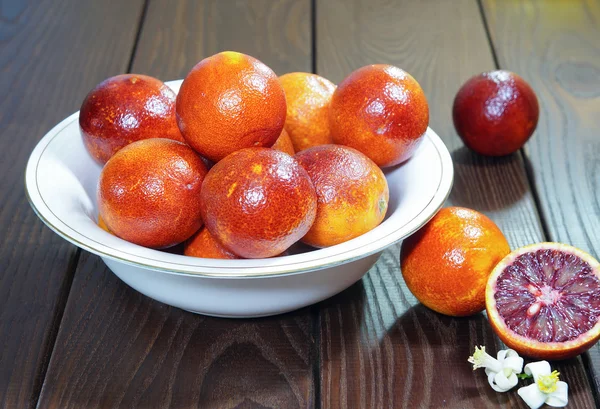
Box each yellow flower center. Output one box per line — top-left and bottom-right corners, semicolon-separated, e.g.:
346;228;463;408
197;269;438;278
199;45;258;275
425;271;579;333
468;346;486;368
537;370;560;394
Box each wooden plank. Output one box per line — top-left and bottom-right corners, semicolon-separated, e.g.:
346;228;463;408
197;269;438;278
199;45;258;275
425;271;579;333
37;1;315;408
0;1;144;408
38;253;313;409
132;0;311;78
482;0;600;394
317;0;596;407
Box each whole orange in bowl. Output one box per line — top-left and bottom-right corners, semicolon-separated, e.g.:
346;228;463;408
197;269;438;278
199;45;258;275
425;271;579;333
295;144;389;248
486;242;600;360
400;207;510;316
176;51;286;162
279;72;336;152
98;138;207;249
330;65;429;167
79;74;184;164
200;147;317;258
184;227;240;259
453;70;539;156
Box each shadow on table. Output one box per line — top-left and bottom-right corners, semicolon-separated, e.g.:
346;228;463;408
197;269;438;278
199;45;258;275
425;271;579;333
380;304;510;406
450;146;528;211
316;274;516;407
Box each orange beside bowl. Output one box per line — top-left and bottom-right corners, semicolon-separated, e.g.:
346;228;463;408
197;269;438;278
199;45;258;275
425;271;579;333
400;207;510;316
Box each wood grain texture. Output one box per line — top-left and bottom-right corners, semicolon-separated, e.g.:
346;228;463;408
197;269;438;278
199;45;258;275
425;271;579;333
0;0;144;408
37;1;315;408
482;0;600;394
132;0;311;79
317;0;595;407
38;254;313;409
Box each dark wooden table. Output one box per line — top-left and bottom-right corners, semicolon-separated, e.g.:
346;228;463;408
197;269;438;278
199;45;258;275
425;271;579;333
2;0;599;408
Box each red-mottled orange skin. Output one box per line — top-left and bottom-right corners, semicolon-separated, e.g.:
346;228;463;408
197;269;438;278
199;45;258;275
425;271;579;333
271;128;295;156
200;147;317;259
279;72;336;152
176;51;287;162
400;207;510;317
184;227;240;259
453;70;539;156
330;65;429;168
98;138;207;249
79;74;184;164
295;145;389;248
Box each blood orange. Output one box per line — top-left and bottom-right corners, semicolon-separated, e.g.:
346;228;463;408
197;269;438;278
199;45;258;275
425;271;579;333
295;144;389;248
486;242;600;360
279;72;336;152
184;227;240;259
453;70;539;156
98;138;207;249
200;147;317;259
176;51;286;162
80;74;184;164
329;65;429;167
400;207;510;317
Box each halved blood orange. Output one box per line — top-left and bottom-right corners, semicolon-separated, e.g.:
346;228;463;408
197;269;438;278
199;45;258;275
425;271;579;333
486;242;600;360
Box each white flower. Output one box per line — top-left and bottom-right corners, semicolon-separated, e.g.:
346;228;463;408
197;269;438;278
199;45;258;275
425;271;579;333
517;361;568;409
468;346;524;392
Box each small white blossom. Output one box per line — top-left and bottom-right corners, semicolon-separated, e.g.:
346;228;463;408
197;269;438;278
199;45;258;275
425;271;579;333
517;361;568;409
468;346;524;392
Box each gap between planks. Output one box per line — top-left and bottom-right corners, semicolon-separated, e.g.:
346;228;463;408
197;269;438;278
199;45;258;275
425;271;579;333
32;2;151;408
476;1;600;407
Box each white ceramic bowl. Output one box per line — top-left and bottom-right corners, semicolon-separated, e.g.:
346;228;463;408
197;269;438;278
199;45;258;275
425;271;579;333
25;80;453;318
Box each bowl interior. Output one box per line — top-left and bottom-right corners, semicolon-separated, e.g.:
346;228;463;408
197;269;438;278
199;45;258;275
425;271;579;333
25;80;453;278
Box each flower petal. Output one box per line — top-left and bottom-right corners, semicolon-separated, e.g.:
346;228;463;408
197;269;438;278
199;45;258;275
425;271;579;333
497;349;508;362
524;361;551;383
545;381;568;407
486;369;517;392
496;371;518;391
518;383;547;409
503;356;524;373
487;371;505;392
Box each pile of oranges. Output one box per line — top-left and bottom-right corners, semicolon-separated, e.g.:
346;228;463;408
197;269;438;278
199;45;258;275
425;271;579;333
81;51;430;259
